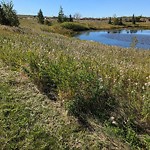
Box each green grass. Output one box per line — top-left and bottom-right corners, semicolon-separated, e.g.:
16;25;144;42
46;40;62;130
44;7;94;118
18;17;150;36
61;22;90;31
41;20;150;36
41;22;90;36
0;61;115;149
0;19;150;149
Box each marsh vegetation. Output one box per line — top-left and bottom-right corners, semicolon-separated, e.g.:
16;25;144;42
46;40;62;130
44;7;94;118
0;15;150;149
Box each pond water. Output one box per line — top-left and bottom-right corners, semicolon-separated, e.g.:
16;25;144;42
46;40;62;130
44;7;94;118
75;30;150;49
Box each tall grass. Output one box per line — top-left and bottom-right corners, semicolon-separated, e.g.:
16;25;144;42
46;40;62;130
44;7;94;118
0;26;150;149
61;22;90;31
41;22;90;36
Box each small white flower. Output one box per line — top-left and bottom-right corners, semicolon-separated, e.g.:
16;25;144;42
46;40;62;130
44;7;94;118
110;116;115;121
112;120;118;126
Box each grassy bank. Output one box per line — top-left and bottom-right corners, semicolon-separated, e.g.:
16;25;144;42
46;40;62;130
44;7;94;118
19;17;150;36
42;20;150;36
0;20;150;149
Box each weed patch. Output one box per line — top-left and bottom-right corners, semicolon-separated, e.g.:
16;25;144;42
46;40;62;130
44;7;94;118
0;24;149;149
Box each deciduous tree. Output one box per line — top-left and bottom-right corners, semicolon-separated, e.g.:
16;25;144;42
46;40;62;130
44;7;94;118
74;13;81;20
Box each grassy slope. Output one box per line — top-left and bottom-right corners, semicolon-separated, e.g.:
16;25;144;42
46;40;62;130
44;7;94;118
41;19;150;36
0;60;129;150
0;19;150;149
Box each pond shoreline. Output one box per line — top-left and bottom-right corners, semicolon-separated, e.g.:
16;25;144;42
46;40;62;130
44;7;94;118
75;29;150;50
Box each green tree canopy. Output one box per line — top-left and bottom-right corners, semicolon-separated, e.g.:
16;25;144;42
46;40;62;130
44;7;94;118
132;14;136;24
113;17;119;25
108;17;112;24
37;9;44;24
0;4;5;24
0;1;19;26
69;14;73;22
58;6;64;23
119;17;123;25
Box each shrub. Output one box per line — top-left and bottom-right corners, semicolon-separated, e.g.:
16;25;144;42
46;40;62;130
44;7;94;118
0;4;5;24
0;1;19;26
23;53;58;100
61;22;89;31
67;69;117;123
23;51;117;120
44;19;52;26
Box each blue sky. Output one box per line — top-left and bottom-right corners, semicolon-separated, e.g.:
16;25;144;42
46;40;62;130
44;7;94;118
11;0;150;18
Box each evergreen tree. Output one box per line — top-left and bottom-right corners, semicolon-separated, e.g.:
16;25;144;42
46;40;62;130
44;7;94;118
113;17;119;25
132;14;136;24
0;4;5;24
108;17;112;24
119;17;123;25
0;1;19;26
37;9;44;24
58;6;64;23
69;14;73;22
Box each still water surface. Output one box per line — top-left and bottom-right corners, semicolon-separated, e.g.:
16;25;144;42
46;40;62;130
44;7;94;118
75;30;150;49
